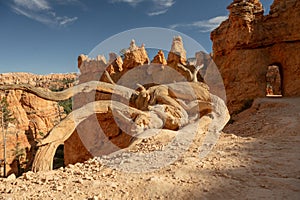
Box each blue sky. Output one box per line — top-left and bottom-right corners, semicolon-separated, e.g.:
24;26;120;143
0;0;273;74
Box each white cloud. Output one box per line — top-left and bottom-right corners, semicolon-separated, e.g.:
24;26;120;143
147;9;168;16
109;0;143;7
12;6;53;25
152;0;175;8
109;0;175;16
148;0;175;16
13;0;50;11
54;0;81;5
10;0;79;27
58;16;78;26
170;16;228;32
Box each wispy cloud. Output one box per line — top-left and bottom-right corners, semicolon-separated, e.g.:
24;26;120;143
13;0;50;11
58;16;78;26
10;0;79;27
148;0;175;16
53;0;82;5
147;9;168;16
170;16;228;32
109;0;175;16
109;0;143;7
152;0;175;9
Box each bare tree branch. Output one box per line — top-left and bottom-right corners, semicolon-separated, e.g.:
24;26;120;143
0;81;137;101
104;71;116;85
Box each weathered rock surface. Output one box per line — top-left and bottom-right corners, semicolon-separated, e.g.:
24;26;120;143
77;54;107;83
195;51;227;100
122;40;150;72
211;0;300;113
151;50;167;65
104;53;123;82
167;36;187;67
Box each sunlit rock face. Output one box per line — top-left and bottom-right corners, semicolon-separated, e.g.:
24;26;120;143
167;36;187;67
211;0;300;113
151;50;167;65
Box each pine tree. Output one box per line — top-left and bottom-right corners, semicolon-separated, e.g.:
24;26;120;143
0;97;14;128
0;96;15;177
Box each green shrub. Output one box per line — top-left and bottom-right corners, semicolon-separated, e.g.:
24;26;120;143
59;98;72;114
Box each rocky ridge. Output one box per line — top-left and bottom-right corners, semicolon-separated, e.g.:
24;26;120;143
0;73;77;91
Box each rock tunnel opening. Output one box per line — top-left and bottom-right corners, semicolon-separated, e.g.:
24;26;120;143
266;64;283;97
53;145;65;169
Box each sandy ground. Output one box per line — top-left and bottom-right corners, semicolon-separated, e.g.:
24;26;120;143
0;97;299;199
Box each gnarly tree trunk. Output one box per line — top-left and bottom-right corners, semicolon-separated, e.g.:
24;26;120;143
32;142;62;172
31;100;164;172
0;81;137;101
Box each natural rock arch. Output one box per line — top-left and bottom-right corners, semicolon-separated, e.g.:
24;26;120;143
266;64;282;97
53;144;64;169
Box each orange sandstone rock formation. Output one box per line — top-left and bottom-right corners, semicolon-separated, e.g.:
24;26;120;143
211;0;300;113
122;40;150;71
0;73;76;176
167;36;187;67
151;50;167;65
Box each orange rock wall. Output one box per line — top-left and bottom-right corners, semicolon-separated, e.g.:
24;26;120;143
211;0;300;113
